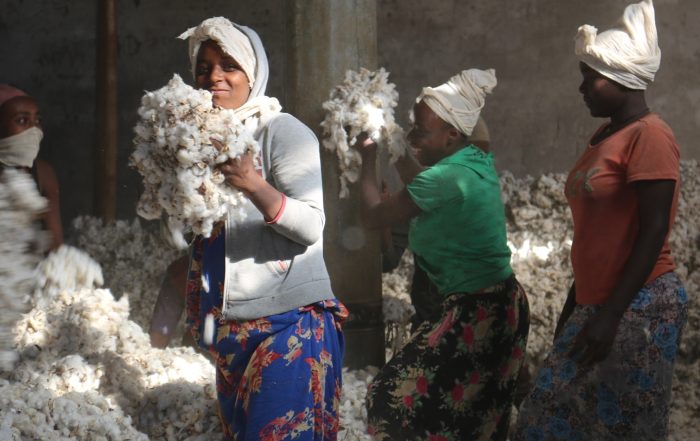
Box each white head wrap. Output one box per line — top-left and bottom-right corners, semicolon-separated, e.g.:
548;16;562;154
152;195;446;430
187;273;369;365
178;17;280;122
575;0;660;90
178;17;257;89
417;68;497;136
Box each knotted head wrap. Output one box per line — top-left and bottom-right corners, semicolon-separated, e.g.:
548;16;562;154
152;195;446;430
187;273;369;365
575;0;660;90
416;68;497;136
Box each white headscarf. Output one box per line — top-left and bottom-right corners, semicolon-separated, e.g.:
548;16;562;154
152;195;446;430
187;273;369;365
178;17;257;89
575;0;660;90
417;69;497;136
178;17;280;122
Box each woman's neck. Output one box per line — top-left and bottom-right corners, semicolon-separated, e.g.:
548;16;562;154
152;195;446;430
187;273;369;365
609;91;649;127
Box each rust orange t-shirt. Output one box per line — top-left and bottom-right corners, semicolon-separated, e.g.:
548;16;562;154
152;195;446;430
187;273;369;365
565;113;680;305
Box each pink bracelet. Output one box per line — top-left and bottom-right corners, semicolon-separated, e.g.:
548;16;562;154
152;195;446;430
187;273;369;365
266;193;287;224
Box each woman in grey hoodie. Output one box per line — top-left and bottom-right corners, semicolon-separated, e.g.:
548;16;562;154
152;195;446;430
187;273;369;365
179;17;347;441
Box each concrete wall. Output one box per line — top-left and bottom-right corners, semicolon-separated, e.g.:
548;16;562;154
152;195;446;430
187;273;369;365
1;0;699;229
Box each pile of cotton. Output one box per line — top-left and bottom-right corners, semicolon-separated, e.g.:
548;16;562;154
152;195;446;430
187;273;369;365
321;68;408;198
130;74;261;248
70;216;184;335
338;367;378;441
2;252;221;440
499;171;573;372
381;251;415;359
0;168;48;371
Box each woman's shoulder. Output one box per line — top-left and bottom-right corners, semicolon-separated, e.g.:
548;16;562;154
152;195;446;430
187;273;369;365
264;112;309;130
35;159;59;186
262;112;318;143
636;113;675;136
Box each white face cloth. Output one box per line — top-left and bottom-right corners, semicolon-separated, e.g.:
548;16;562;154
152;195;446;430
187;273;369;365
417;69;497;136
575;0;660;90
0;127;42;168
178;17;280;123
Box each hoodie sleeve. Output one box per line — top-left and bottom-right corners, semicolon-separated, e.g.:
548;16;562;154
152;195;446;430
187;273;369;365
263;114;326;246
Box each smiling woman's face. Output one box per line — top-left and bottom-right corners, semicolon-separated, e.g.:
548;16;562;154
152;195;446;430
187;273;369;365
195;40;251;110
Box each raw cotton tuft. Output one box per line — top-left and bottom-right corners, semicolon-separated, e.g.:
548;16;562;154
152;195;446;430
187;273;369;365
321;68;408;198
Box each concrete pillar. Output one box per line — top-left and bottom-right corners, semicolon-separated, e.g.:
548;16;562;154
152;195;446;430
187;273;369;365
286;0;384;369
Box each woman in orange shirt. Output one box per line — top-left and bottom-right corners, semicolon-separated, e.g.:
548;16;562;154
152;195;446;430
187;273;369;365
516;1;687;440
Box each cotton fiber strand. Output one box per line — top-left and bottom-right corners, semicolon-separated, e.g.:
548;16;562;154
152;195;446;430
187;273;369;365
130;74;258;248
321;68;408;198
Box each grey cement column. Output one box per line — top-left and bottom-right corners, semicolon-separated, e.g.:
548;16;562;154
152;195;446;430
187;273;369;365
286;0;384;369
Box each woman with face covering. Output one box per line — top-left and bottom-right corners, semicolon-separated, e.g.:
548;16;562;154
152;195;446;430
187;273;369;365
177;17;347;440
515;1;686;439
355;69;530;440
0;85;63;251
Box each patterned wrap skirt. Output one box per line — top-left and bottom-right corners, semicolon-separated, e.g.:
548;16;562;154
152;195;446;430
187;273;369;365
514;272;688;441
366;275;530;441
186;225;348;441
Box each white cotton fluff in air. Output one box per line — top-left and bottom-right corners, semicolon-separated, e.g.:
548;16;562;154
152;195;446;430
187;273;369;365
0;169;48;372
321;68;408;198
203;313;215;346
35;245;104;298
130;74;259;249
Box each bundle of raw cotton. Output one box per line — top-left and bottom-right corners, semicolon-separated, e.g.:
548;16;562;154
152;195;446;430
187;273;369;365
130;74;259;248
0;168;48;371
321;68;408;198
35;245;104;298
71;216;184;334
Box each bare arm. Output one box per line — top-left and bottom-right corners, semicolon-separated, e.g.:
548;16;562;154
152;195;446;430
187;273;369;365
553;282;576;341
357;134;422;229
570;179;676;366
36;159;63;251
393;152;423;185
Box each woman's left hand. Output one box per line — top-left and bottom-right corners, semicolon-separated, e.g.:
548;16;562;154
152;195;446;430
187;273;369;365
212;139;260;193
352;131;378;155
569;307;622;367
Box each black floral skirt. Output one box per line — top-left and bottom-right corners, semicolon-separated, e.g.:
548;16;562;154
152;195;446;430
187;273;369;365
367;275;530;440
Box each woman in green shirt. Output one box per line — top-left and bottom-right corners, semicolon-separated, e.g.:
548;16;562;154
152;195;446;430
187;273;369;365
356;69;529;441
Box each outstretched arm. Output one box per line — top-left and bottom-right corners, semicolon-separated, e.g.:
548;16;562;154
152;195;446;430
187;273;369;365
356;133;422;230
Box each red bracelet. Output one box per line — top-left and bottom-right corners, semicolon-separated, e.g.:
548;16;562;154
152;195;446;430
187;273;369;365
266;193;287;224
